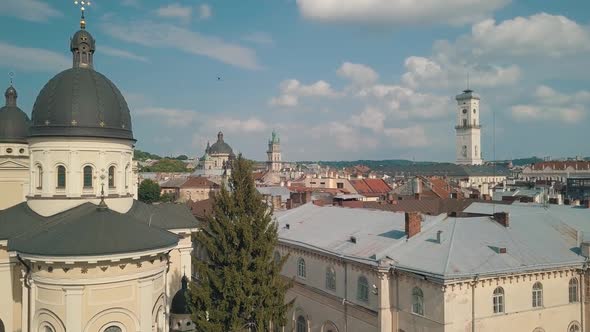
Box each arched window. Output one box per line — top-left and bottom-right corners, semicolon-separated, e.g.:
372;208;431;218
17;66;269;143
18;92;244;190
532;328;545;332
56;165;66;188
297;258;306;278
569;321;581;332
0;318;4;332
493;287;504;313
357;276;369;302
296;316;306;332
108;166;116;188
325;267;336;291
104;326;122;332
322;321;338;332
36;165;43;189
569;278;579;303
412;287;424;315
83;165;93;188
532;282;543;308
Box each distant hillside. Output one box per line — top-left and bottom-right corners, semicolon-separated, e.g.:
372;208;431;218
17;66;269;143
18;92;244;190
307;157;548;169
134;149;162;161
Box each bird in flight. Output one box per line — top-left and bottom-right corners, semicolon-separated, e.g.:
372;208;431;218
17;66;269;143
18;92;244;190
217;76;222;81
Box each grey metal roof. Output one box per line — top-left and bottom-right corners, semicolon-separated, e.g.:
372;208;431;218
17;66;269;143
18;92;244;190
127;200;199;230
30;67;133;140
0;200;197;257
0;86;30;143
8;203;178;256
257;186;292;202
276;203;587;280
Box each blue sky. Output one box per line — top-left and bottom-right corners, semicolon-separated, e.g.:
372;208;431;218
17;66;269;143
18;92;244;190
1;0;590;162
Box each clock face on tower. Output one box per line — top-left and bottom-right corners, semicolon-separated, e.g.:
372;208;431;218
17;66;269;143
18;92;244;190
462;109;467;114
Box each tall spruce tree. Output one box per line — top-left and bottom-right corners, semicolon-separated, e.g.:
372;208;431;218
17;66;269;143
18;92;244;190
189;154;292;331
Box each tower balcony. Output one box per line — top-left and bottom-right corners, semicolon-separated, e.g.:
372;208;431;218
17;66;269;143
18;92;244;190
455;124;482;130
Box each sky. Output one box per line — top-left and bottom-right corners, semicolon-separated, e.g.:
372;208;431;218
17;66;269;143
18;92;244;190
1;0;590;162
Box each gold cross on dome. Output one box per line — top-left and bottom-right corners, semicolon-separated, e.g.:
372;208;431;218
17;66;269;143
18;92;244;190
73;1;91;29
99;121;105;127
45;120;50;125
71;119;78;126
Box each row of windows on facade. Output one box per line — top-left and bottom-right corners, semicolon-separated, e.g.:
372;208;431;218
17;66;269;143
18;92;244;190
35;164;130;190
291;255;581;317
35;324;122;332
294;257;371;302
2;147;25;154
492;279;580;314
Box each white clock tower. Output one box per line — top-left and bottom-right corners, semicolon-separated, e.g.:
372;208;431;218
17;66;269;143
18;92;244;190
455;89;483;165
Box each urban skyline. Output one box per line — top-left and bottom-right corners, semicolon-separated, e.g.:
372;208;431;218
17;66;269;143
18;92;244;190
1;0;589;162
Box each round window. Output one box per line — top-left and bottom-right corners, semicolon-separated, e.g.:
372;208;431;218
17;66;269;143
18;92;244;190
6;148;12;153
462;109;467;114
19;148;25;154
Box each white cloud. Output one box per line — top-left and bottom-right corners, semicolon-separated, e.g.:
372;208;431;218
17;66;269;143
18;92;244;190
401;55;521;89
0;42;69;73
269;79;340;107
349;106;385;133
296;0;509;26
211;117;267;133
269;94;298;107
135;107;200;127
156;3;193;23
0;0;61;22
243;32;274;45
511;105;583;124
470;13;590;57
100;20;260;70
511;86;589;124
337;62;378;86
311;121;379;152
198;4;212;20
100;46;149;63
384;125;430;147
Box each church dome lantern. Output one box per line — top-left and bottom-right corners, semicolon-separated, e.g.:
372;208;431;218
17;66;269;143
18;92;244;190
208;131;233;155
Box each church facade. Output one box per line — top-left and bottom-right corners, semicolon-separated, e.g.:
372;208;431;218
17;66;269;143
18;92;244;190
193;131;235;178
0;14;196;332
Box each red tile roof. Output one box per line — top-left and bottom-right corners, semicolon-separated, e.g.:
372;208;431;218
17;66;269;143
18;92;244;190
180;176;219;189
350;179;391;197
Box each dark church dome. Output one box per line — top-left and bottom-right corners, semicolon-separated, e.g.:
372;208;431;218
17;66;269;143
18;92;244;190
0;85;30;144
171;275;192;315
208;131;233;155
29;22;133;141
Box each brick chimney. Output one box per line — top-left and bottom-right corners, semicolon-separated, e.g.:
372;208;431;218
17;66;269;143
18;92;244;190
405;212;421;239
493;212;510;227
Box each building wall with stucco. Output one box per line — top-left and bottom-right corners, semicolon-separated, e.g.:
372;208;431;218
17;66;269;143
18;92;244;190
0;143;29;210
276;241;586;332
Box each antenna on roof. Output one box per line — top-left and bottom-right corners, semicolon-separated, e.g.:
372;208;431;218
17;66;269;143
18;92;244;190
467;71;470;90
97;183;108;210
493;99;496;214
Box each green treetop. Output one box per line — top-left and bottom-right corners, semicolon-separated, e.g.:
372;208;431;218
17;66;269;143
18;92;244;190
189;154;292;332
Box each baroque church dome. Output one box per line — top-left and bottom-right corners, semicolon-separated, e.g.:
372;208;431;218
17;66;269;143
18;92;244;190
0;85;30;144
30;25;133;140
208;131;234;155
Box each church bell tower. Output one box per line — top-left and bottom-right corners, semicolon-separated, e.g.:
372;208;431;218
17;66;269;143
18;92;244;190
455;89;483;165
267;130;281;172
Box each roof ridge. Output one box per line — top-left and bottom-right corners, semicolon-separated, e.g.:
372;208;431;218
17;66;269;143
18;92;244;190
442;217;459;275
